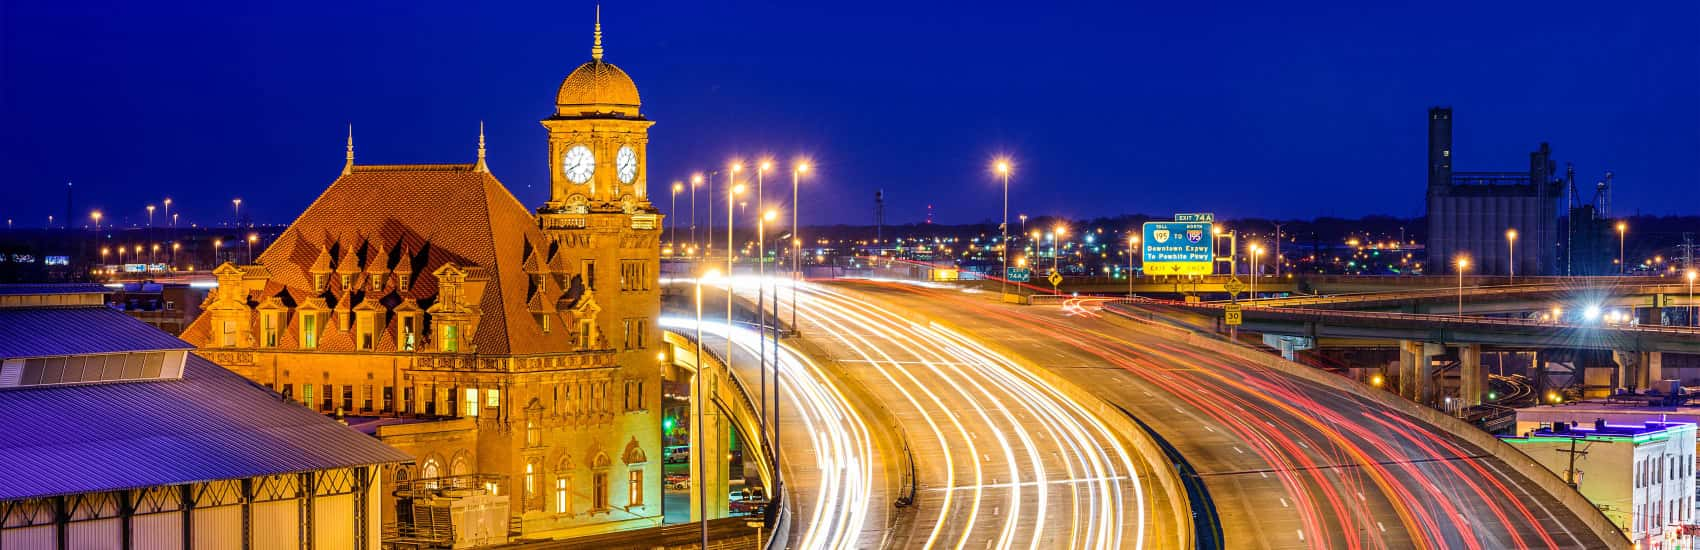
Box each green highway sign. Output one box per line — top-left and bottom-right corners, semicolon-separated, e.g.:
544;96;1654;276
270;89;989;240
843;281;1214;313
1143;221;1215;276
1006;267;1032;282
1174;212;1215;223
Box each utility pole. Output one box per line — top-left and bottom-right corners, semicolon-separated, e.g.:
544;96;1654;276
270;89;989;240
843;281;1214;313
1555;435;1590;489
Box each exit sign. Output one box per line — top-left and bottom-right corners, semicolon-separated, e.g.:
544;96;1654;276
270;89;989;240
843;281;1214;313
1174;213;1215;223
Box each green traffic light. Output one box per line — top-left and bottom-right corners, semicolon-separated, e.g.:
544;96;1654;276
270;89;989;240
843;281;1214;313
663;418;675;432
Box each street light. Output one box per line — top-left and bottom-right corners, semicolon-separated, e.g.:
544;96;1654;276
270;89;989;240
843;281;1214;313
756;207;778;474
791;161;810;332
1505;229;1518;282
162;198;172;228
1249;243;1263;299
90;210;102;235
213;238;223;266
994;158;1012;298
1616;221;1627;274
690;173;703;255
247;233;258;263
1053;224;1067;277
671;182;683;249
1687;269;1697;328
1127;234;1139;298
171;242;180;268
693;267;720;549
1455;256;1470;317
151;243;160;264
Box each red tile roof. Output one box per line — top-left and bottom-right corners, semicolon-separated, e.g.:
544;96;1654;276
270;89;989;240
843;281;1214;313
183;163;577;355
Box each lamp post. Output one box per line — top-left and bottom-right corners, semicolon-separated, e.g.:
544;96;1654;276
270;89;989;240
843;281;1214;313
247;233;258;263
670;182;683;250
1505;229;1517;283
1617;221;1627;274
995;159;1011;298
1053;225;1067;276
1249;243;1262;299
757;208;777;471
724;163;743;451
151;243;160;264
232;198;242;228
1687;269;1696;328
691;173;703;256
90;210;102;235
100;247;109;267
693;267;719;548
1127;235;1139;298
162;198;172;228
171;242;180;269
1456;256;1470;317
213;238;223;267
792;162;809;332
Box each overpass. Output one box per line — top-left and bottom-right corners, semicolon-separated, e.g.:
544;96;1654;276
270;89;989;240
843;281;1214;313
1235;279;1698;317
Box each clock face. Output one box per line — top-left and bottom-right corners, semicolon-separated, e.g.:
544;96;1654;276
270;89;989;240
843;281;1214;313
563;145;595;184
616;145;638;184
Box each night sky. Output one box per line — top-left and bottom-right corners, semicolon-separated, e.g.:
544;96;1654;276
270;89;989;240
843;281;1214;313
4;0;1696;228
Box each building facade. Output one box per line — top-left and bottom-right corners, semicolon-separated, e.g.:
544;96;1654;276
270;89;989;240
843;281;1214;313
1502;420;1697;549
182;13;666;541
1424;107;1563;276
0;284;408;549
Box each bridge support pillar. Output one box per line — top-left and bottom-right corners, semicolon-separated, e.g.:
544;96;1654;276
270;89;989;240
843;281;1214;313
1398;340;1440;404
687;348;732;522
1613;350;1665;392
1459;344;1484;408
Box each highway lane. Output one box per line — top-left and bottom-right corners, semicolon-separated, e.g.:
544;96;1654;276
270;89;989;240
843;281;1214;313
843;280;1611;550
767;280;1164;550
659;316;883;550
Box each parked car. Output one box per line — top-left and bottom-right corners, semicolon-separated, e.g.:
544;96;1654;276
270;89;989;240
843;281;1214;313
664;473;690;490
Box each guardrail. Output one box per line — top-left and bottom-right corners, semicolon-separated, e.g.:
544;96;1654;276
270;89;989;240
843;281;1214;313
1169;299;1700;337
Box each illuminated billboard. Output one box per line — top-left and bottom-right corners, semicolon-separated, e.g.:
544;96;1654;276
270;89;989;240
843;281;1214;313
1142;221;1214;276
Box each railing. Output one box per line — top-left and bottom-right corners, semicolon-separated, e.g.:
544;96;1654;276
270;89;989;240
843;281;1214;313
1163;298;1700;337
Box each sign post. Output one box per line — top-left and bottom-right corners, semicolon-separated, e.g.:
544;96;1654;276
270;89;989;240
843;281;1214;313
1005;266;1031;283
1224;303;1243;326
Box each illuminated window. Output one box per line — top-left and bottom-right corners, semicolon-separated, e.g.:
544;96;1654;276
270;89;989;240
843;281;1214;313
301;315;318;349
486;388;500;408
441;324;459;352
555;476;570;514
397;313;416;350
260;313;279;347
303;384;314;406
356;312;375;350
627;469;643;507
220;320;236;347
524;462;536;503
464;388;480;417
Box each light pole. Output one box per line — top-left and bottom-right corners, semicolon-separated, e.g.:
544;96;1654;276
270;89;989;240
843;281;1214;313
1249;243;1262;299
1127;234;1139;298
1505;229;1517;283
232;198;242;228
247;233;258;263
213;239;222;267
90;210;102;235
100;247;109;267
171;242;180;269
792;162;810;332
724;162;743;453
1456;256;1470;317
151;244;160;264
1616;221;1627;275
691;173;702;256
1687;269;1696;328
670;182;683;250
693;268;719;549
162;198;172;227
995;159;1011;297
757;208;777;470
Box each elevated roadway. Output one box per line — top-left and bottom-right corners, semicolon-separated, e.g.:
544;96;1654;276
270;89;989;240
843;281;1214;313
832;279;1619;549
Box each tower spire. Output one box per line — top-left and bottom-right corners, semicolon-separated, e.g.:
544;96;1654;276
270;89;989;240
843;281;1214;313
591;5;604;61
474;121;489;173
342;124;355;176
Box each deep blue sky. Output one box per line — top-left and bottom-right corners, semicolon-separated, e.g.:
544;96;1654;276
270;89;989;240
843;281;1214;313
4;0;1696;228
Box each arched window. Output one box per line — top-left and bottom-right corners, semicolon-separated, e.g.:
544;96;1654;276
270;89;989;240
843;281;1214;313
450;452;471;477
421;458;441;489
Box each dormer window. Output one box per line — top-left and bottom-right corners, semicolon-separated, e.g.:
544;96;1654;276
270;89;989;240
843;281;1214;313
312;274;328;293
301;314;319;349
260;311;280;347
220;320;238;347
397;313;417;351
538;314;551;334
356;311;376;351
441;324;460;353
398;273;412;293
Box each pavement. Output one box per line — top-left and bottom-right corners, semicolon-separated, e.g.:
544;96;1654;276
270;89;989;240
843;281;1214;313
778;281;1171;550
837;280;1613;550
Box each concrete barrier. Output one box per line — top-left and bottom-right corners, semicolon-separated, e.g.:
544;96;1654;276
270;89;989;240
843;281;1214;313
1104;304;1630;549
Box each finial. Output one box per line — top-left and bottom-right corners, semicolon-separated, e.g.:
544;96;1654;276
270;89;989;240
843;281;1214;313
591;5;604;61
474;121;489;173
342;124;355;176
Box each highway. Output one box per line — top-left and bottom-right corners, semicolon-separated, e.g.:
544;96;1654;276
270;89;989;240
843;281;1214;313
836;280;1613;550
767;279;1165;550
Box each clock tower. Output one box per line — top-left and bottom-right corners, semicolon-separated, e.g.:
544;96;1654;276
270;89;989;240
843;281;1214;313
540;8;655;215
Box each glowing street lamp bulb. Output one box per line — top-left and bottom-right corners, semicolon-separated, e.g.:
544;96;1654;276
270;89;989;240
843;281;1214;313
994;159;1010;175
731;162;743;173
759;160;773;172
1506;229;1517;240
1456;257;1469;269
763;210;778;222
1688;270;1698;282
732;184;746;195
673;182;684;192
1617;221;1627;233
797;162;811;174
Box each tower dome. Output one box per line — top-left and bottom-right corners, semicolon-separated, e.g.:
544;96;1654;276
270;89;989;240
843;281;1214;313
555;8;641;117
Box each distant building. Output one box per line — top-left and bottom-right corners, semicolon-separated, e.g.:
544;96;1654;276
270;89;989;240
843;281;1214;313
1501;420;1696;549
180;11;665;542
0;284;409;548
1425;107;1562;276
107;281;207;335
